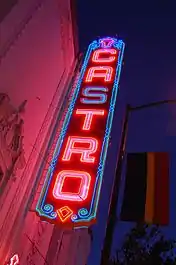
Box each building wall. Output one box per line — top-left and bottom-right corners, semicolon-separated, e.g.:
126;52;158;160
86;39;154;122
0;0;91;264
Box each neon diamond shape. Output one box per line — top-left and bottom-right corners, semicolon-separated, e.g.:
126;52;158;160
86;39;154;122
57;206;73;222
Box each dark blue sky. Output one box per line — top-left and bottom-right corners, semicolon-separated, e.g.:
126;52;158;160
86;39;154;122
76;1;176;264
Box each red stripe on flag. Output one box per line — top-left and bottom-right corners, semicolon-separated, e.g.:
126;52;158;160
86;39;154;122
154;152;169;225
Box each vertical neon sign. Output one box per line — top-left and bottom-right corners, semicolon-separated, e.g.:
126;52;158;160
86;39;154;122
36;37;125;228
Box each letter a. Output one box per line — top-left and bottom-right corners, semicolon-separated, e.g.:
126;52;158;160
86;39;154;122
85;66;113;82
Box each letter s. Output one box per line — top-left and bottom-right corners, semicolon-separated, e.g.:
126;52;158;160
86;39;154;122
80;87;108;104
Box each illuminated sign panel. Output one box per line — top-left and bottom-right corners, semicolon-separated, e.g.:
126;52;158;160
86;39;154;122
36;37;125;227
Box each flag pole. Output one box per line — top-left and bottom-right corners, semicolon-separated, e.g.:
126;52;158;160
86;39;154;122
100;99;176;265
100;104;131;265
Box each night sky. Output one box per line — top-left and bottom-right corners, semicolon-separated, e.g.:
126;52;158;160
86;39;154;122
76;1;176;264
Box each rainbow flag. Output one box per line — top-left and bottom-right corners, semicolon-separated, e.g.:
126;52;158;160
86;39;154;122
120;152;170;225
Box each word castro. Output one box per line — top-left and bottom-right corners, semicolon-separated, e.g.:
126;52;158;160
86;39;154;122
36;37;125;228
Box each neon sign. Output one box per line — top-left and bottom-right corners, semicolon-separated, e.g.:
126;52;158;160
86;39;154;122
36;37;125;227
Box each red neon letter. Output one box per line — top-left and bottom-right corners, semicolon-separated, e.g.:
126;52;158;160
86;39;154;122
85;66;113;82
62;136;98;163
53;170;91;201
92;49;117;63
76;109;105;130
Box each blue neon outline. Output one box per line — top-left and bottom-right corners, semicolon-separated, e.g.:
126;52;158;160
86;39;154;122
36;37;125;226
